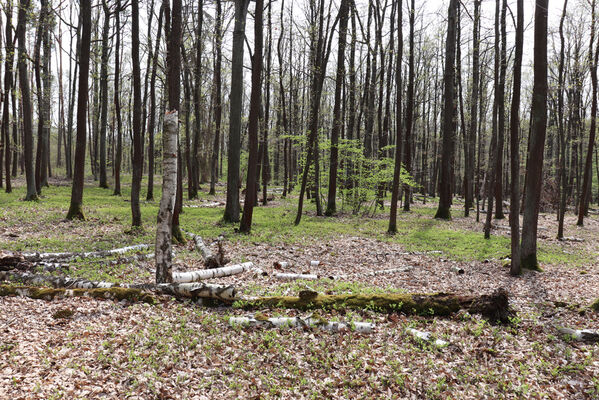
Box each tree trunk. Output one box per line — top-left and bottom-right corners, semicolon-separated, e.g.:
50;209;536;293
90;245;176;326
520;0;548;270
239;0;264;233
509;0;524;275
577;0;598;226
434;0;458;219
113;0;123;196
2;0;13;193
465;0;480;216
210;0;223;196
130;0;143;227
224;0;250;223
403;0;415;212
388;0;403;233
98;1;111;189
325;0;349;216
155;112;178;284
494;0;507;220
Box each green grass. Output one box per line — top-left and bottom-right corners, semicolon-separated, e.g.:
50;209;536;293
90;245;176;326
0;178;593;268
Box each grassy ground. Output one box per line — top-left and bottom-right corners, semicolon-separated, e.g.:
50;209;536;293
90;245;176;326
1;178;598;399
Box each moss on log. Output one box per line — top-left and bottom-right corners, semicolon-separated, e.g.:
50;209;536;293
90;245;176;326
0;285;157;304
591;299;599;312
243;288;510;323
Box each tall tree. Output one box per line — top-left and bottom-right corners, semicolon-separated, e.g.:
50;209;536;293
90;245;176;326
239;0;264;233
210;0;223;196
294;0;337;225
66;0;92;218
465;0;480;216
3;0;13;193
145;2;164;200
388;0;403;233
130;0;144;227
509;0;524;275
98;1;111;189
520;0;549;270
16;0;37;201
224;0;250;223
403;0;415;212
434;0;458;219
577;0;598;226
113;0;123;196
325;0;350;216
494;0;507;219
557;0;569;238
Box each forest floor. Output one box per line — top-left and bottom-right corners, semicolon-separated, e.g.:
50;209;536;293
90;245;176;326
1;177;598;399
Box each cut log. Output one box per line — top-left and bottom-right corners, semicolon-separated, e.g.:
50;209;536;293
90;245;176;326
244;288;511;323
0;252;29;270
185;231;224;268
0;285;156;304
273;267;414;281
361;267;414;277
0;271;237;301
406;328;449;347
557;327;599;343
172;262;254;283
229;314;374;333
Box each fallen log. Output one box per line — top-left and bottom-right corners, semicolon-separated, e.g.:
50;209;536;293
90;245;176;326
273;272;321;281
0;285;156;304
229;314;374;333
273;267;414;281
243;288;510;323
0;252;29;271
0;271;237;302
185;231;225;268
172;262;255;283
557;327;599;343
21;244;151;263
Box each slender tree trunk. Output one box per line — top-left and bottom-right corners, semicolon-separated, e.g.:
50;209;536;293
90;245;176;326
224;0;250;223
494;0;507;219
130;0;143;227
465;0;480;216
239;0;264;233
16;0;37;201
325;0;349;216
520;0;549;270
403;0;415;212
509;0;524;275
98;1;111;189
577;0;598;226
557;0;569;239
191;0;204;198
388;0;403;233
146;2;164;200
434;0;458;219
3;1;13;193
210;0;223;196
113;0;123;196
66;0;92;218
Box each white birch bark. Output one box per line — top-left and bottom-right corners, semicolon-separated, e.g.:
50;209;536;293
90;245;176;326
21;244;150;263
557;327;599;342
172;262;254;283
155;111;179;283
273;272;321;281
229;315;374;333
185;231;220;268
406;328;449;347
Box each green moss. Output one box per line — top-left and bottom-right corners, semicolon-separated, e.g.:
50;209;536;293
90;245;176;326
521;254;543;272
52;308;75;319
591;299;599;312
245;293;462;316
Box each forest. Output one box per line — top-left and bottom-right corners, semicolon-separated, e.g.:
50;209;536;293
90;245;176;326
0;0;599;398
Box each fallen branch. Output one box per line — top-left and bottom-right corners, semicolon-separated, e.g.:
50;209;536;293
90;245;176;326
21;244;151;263
273;272;322;281
229;314;374;333
243;288;511;323
0;271;237;302
172;262;255;283
272;266;414;281
557;327;599;343
185;231;226;268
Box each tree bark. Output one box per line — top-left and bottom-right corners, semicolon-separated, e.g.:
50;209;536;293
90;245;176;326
113;0;123;196
2;0;13;193
434;0;458;219
239;0;264;233
155;112;178;284
224;0;250;223
520;0;548;270
98;1;111;189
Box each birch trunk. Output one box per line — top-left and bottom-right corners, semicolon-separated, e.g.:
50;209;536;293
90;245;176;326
155;111;179;283
229;315;374;333
172;262;254;283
